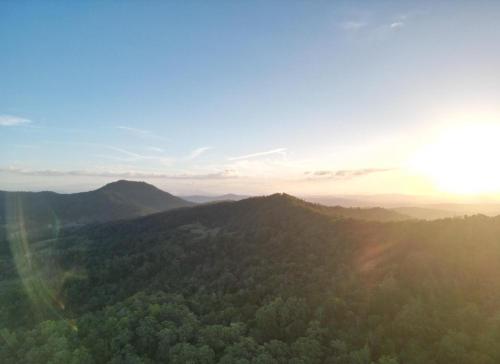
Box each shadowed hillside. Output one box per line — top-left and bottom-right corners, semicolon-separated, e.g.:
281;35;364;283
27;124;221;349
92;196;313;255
0;180;194;241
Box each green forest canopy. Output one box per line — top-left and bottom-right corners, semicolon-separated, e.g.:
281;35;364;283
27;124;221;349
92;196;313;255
2;194;500;363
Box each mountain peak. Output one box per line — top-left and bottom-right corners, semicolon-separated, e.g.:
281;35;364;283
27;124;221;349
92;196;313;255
0;180;195;235
264;193;307;205
267;192;298;200
96;180;193;211
100;179;153;190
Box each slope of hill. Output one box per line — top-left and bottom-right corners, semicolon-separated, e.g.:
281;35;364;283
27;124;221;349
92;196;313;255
2;193;500;363
179;193;409;224
392;206;462;220
301;195;371;207
0;180;194;241
182;193;251;204
313;203;410;222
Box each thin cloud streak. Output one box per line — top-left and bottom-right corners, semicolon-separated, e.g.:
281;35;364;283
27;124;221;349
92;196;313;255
106;146;144;159
0;115;32;126
101;146;173;165
305;168;396;180
147;146;164;153
229;148;287;161
340;13;409;39
42;141;175;165
187;146;212;160
339;21;366;31
117;125;169;141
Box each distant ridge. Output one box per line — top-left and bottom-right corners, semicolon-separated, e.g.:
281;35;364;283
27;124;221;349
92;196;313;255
0;180;194;240
0;183;410;245
96;180;193;213
182;193;250;204
132;192;410;232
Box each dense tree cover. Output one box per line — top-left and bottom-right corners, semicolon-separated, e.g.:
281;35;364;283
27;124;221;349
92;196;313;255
2;194;500;363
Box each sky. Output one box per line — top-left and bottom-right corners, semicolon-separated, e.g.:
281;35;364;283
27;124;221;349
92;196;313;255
2;1;500;197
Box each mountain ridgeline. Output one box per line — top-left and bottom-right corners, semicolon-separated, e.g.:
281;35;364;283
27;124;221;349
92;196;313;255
0;181;411;245
182;194;251;204
2;182;500;363
0;180;194;241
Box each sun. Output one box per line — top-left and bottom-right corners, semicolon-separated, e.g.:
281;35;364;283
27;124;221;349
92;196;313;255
410;123;500;195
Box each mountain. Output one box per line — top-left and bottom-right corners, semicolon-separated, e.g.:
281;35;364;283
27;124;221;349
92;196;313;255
301;195;372;207
95;180;194;214
6;193;489;363
0;183;406;247
3;193;500;362
312;203;410;222
182;193;251;204
0;180;194;240
181;193;409;221
4;193;500;363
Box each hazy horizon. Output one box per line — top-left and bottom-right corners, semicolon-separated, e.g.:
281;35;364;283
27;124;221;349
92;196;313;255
4;178;500;208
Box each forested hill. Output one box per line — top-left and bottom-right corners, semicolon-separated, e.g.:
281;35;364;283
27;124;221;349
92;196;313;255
0;180;194;239
128;193;409;230
2;193;500;363
182;193;250;204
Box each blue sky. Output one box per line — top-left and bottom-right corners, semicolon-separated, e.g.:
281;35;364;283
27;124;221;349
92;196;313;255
2;1;500;195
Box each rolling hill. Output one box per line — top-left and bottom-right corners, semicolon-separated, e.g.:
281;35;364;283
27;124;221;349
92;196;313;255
3;193;500;363
182;193;251;204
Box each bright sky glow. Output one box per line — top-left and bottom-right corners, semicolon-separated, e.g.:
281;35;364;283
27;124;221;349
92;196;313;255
1;1;500;196
410;123;500;195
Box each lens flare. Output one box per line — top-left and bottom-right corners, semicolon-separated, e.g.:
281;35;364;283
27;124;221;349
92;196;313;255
4;193;70;324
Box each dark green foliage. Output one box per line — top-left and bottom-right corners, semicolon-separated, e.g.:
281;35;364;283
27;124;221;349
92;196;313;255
2;194;500;363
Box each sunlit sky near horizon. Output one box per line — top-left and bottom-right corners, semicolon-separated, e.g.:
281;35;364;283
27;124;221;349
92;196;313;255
2;1;500;197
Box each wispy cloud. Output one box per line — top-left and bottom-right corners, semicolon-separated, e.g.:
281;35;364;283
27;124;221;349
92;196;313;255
389;14;408;30
389;21;404;29
187;146;212;160
146;146;164;153
229;148;287;161
0;115;31;126
0;166;238;180
106;146;144;159
339;21;367;31
340;13;408;38
99;146;174;165
305;168;396;180
10;144;39;149
117;126;149;135
117;125;169;141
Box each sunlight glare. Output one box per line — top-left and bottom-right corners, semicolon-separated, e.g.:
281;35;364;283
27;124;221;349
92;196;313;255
410;123;500;195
